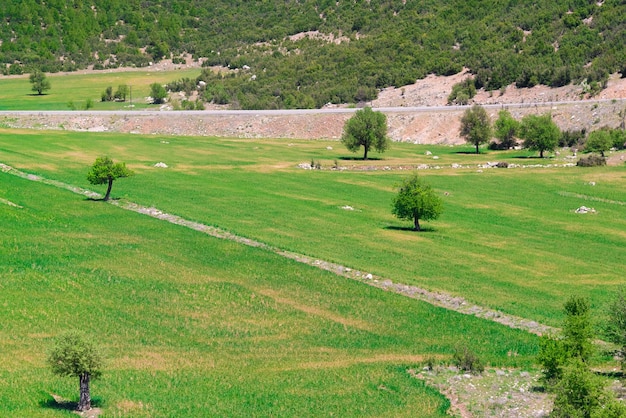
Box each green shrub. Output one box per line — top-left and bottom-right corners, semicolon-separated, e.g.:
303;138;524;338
101;86;114;102
447;78;476;105
603;288;626;371
560;129;586;148
537;336;568;385
551;358;626;418
576;154;606;167
453;345;484;374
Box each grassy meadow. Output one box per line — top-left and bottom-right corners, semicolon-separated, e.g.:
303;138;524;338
1;129;625;325
0;114;625;416
0;159;542;417
0;68;201;111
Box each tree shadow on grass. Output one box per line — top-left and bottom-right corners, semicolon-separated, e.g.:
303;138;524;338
26;93;48;97
339;156;384;161
384;225;437;233
455;151;482;155
85;197;119;202
39;394;103;412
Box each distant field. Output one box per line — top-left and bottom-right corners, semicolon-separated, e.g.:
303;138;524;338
0;69;200;111
1;129;624;327
0;160;541;416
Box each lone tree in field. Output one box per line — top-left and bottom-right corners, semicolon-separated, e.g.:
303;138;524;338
48;331;103;412
460;105;492;154
150;83;167;104
520;113;560;158
494;109;520;149
29;69;51;95
341;107;390;160
87;156;134;201
392;173;443;231
585;129;613;157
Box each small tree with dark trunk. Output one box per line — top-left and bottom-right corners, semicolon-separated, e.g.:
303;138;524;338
87;156;134;201
29;69;51;95
585;129;613;157
392;173;443;231
493;109;519;149
48;331;103;412
150;82;168;104
460;105;492;154
341;107;390;160
520;113;560;158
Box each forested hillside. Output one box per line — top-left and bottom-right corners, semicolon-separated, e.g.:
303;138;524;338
1;0;624;109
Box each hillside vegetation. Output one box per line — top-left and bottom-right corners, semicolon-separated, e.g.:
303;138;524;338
1;0;625;109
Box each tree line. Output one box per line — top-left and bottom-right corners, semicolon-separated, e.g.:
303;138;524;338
460;105;626;158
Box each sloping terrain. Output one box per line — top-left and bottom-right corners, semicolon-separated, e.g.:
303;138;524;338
2;68;625;145
1;1;624;108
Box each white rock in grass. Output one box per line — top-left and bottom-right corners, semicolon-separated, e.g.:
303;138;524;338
575;206;596;214
154;162;168;168
341;205;354;211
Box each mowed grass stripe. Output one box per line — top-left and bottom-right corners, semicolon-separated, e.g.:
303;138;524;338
0;173;538;417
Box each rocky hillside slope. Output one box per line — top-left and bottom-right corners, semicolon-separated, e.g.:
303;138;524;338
2;70;625;145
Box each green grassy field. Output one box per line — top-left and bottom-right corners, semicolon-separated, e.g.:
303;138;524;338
0;167;542;417
0;69;200;111
1;129;624;326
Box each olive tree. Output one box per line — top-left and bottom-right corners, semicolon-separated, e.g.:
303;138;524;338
391;173;443;231
87;156;134;201
29;69;51;95
493;109;519;149
341;107;390;160
585;129;613;157
460;105;492;154
48;331;103;412
150;83;167;104
520;113;560;158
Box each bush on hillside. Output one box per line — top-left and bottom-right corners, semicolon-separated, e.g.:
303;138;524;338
447;78;476;105
453;345;484;374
